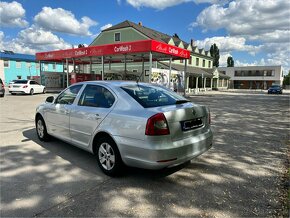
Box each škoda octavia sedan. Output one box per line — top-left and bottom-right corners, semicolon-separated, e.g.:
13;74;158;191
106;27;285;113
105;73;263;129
35;81;213;176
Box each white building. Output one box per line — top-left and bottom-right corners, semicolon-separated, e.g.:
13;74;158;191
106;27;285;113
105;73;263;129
218;66;283;89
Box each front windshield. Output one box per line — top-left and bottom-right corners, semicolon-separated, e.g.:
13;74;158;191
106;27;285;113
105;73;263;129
270;85;280;88
121;84;189;108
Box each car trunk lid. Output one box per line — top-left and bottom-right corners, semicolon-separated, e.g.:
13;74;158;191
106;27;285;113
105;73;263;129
146;102;209;141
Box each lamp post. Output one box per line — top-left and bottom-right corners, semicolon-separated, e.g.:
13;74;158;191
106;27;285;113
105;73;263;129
29;66;32;79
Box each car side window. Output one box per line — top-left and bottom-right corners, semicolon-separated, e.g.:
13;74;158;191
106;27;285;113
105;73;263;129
30;81;36;85
78;85;115;108
55;85;83;105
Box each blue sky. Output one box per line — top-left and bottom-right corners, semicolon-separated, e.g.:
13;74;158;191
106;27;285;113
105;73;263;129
1;0;289;72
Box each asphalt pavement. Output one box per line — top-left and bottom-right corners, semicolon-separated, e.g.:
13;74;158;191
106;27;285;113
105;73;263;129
0;91;289;217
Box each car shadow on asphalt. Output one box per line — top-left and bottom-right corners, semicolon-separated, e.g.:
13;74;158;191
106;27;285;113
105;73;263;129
22;128;191;178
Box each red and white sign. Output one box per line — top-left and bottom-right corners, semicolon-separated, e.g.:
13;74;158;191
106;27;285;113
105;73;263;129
36;40;190;61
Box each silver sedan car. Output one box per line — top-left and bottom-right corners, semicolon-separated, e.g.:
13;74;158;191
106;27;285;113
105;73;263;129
35;81;213;176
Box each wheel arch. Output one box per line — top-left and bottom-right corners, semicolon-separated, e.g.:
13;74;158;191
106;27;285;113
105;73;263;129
92;131;120;156
35;112;43;121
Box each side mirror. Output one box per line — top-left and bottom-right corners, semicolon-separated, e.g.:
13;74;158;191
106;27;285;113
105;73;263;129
45;96;54;103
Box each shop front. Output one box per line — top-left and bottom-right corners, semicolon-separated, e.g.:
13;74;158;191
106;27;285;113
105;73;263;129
36;39;190;93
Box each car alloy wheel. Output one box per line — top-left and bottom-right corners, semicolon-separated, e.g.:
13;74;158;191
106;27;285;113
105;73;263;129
30;89;34;95
96;137;123;176
37;119;44;139
98;142;115;171
35;116;50;141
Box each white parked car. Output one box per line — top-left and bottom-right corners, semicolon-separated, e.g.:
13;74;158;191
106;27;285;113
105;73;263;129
9;80;46;95
35;81;213;176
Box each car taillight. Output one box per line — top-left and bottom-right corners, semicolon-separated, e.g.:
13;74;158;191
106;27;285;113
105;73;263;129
1;84;4;88
23;85;28;88
145;113;170;136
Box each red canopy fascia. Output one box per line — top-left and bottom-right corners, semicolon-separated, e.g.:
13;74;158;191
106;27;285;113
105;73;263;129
36;39;191;62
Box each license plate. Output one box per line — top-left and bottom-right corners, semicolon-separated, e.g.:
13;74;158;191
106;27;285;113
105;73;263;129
13;85;20;88
181;118;203;131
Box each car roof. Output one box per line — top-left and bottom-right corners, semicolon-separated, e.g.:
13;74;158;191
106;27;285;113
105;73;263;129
76;80;149;88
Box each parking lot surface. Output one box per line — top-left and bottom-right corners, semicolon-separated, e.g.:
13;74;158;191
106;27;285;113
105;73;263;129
0;91;289;217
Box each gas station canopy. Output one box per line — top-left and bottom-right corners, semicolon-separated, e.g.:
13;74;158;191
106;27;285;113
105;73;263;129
36;39;191;64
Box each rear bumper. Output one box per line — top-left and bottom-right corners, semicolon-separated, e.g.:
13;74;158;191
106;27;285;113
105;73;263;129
268;89;282;94
9;88;30;94
115;128;213;170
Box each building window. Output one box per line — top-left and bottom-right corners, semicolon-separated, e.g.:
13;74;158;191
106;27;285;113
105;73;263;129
202;59;205;67
4;60;9;68
271;70;275;76
44;63;48;71
26;62;31;68
16;61;21;68
52;63;56;70
234;70;275;77
196;58;199;66
208;61;211;68
114;32;121;42
189;56;192;65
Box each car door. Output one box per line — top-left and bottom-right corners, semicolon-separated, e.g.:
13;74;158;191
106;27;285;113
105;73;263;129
34;81;42;93
45;84;83;142
69;84;116;147
29;80;37;93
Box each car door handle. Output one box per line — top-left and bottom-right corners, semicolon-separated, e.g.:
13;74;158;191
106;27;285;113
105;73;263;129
95;114;101;120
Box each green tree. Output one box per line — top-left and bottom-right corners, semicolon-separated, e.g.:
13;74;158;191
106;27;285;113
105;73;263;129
283;70;290;86
210;43;220;67
227;56;234;67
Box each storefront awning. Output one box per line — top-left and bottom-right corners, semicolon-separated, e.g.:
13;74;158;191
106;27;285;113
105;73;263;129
36;39;191;63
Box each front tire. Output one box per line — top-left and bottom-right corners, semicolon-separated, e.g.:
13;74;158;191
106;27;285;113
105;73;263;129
30;88;34;95
36;116;50;141
96;137;123;176
43;88;46;94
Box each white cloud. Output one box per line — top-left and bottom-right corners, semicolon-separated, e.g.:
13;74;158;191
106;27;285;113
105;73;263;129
192;0;290;38
125;0;192;10
0;27;71;54
195;36;261;54
218;52;232;66
100;24;113;31
192;0;290;72
0;1;28;27
194;0;228;4
34;7;98;36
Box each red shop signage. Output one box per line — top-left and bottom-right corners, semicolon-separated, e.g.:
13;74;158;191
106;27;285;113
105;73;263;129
36;40;190;61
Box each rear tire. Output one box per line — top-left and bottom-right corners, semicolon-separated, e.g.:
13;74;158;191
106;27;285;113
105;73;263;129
95;137;123;176
0;94;4;97
35;115;50;141
30;88;34;95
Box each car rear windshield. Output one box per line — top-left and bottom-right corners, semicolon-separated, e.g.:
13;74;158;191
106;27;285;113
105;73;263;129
14;80;28;84
121;84;190;108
